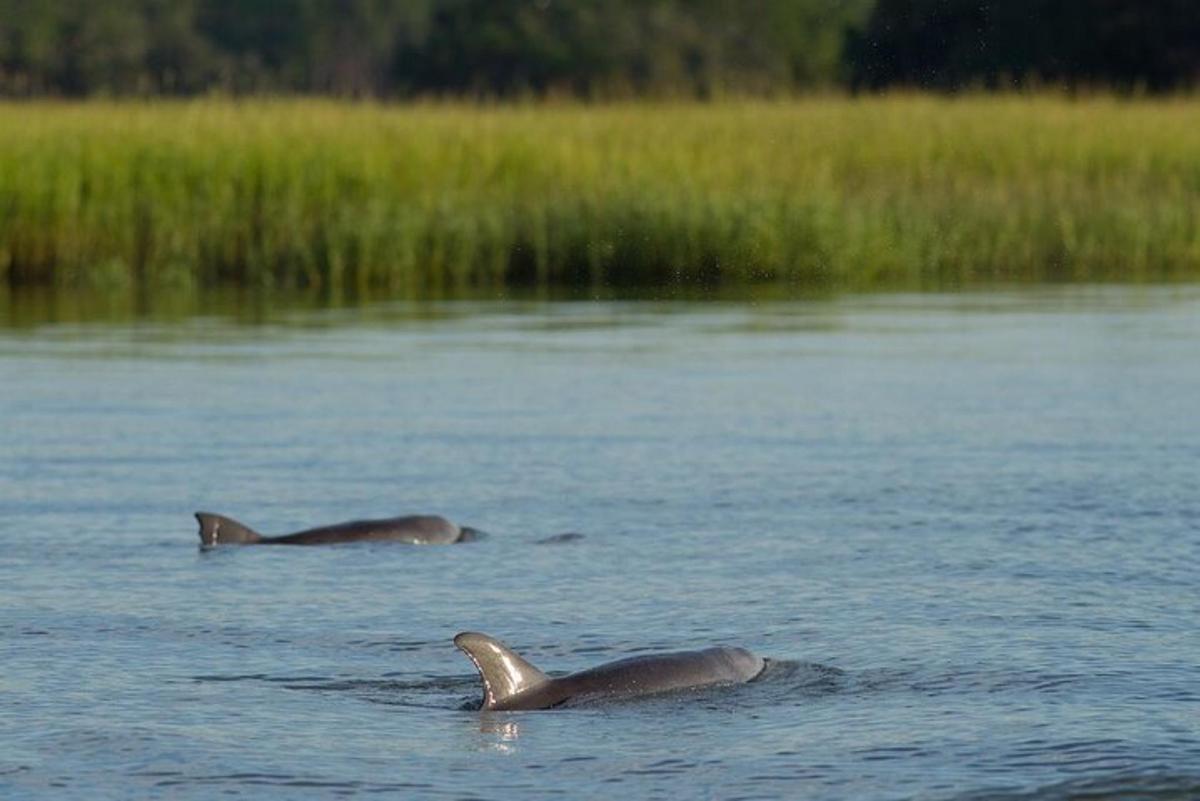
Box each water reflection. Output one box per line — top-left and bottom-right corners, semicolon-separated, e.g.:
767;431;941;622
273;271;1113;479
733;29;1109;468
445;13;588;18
0;284;842;330
5;283;1198;335
5;282;1200;800
470;716;523;755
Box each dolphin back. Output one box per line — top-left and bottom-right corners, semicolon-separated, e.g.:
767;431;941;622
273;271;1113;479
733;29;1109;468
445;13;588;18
195;512;263;547
271;515;465;545
561;646;765;703
454;632;552;710
454;641;765;710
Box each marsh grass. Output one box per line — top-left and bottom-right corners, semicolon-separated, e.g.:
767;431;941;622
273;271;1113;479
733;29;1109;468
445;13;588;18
2;96;1199;291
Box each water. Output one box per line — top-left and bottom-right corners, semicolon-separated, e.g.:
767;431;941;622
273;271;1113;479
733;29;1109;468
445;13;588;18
2;287;1198;800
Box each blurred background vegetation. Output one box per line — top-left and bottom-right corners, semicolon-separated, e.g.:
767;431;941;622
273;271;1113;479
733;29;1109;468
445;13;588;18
2;1;1199;296
2;0;1197;98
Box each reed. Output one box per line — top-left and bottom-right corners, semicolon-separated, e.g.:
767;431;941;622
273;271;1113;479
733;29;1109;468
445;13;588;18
2;96;1199;292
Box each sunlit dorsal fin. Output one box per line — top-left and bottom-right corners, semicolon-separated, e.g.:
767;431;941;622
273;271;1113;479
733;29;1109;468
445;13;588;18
195;512;262;546
454;632;549;710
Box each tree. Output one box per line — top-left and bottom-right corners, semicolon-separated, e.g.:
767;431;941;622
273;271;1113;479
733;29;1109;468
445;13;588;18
847;0;1200;91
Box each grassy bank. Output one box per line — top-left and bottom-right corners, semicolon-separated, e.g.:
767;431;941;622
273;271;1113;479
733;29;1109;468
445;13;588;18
2;97;1199;291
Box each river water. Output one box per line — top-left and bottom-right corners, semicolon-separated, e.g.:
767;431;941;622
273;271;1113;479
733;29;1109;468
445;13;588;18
2;287;1198;800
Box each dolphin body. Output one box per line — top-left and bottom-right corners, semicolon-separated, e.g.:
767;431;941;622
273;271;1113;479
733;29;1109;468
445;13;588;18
454;632;765;710
195;512;479;547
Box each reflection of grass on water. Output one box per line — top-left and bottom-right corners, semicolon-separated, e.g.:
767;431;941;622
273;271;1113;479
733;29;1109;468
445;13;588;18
2;96;1199;293
0;282;845;329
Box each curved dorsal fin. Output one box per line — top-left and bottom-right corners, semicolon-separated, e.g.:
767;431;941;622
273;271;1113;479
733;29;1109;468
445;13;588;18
454;632;549;710
195;512;263;546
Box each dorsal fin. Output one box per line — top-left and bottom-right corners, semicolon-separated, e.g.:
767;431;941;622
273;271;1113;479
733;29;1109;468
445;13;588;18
454;632;550;710
195;512;263;547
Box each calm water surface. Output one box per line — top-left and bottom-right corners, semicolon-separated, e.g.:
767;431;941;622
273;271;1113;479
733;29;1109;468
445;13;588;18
2;287;1198;800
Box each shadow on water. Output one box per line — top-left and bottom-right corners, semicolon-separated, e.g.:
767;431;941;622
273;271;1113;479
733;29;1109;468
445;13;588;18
6;283;1198;344
0;284;842;330
533;532;586;545
947;773;1200;801
127;771;436;794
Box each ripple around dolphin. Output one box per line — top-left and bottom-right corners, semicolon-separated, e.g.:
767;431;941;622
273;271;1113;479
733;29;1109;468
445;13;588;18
215;657;849;712
848;665;1094;700
180;659;1118;717
187;656;847;713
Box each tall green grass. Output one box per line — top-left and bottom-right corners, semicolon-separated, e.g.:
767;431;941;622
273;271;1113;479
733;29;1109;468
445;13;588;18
2;96;1199;291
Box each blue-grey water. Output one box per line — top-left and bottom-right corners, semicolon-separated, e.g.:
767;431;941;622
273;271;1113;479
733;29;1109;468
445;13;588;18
2;287;1198;800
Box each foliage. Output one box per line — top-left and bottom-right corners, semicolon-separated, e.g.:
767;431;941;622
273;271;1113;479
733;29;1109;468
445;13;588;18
0;0;869;97
4;2;1199;97
847;0;1200;91
3;97;1199;292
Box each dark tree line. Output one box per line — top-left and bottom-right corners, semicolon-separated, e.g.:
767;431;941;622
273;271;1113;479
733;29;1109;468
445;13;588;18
848;0;1200;91
0;0;869;96
1;0;1197;97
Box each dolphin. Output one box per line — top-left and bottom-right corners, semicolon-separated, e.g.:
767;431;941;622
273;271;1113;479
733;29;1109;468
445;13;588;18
195;512;480;547
454;631;765;710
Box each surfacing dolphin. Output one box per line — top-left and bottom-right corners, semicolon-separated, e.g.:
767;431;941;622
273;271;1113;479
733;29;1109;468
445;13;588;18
195;512;480;547
454;631;765;710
